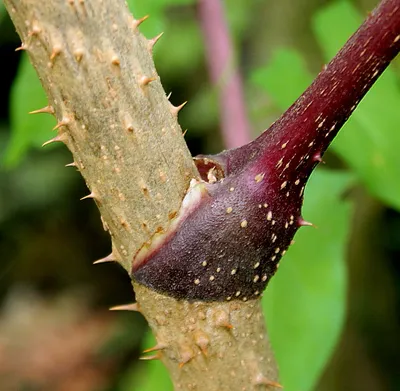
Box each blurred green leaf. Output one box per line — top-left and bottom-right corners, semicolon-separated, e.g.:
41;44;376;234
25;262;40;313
250;48;313;109
155;18;203;77
250;1;400;211
3;54;55;167
127;0;195;38
263;169;353;391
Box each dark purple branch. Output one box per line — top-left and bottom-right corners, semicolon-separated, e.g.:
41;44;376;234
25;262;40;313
197;0;251;149
219;0;400;182
133;0;400;302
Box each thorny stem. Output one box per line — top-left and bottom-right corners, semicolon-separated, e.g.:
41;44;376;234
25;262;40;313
198;0;252;148
4;0;400;391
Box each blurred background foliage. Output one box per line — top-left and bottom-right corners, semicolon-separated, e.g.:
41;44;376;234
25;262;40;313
0;0;399;390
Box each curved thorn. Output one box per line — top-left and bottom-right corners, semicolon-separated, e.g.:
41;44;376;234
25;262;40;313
29;105;55;115
80;192;95;201
254;375;283;388
65;162;77;168
298;217;315;227
142;343;167;354
15;43;27;51
148;32;164;53
52;117;70;131
139;75;157;87
42;134;65;147
93;252;115;264
133;14;149;29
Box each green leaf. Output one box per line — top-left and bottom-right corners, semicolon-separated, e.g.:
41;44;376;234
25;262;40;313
250;48;313;111
263;169;353;391
4;54;55;167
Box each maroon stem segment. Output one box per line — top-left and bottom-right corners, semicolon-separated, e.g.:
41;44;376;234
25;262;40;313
254;0;400;181
198;0;252;149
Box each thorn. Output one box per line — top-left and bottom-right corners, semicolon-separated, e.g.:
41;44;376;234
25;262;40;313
42;134;66;147
65;162;77;168
313;152;325;163
167;92;172;100
254;374;283;388
29;105;55;115
298;217;314;227
170;101;187;117
133;15;149;29
93;252;115;264
74;48;84;62
50;45;62;61
139;352;161;361
80;192;96;201
194;330;209;356
178;346;195;368
139;75;157;87
109;303;140;312
15;43;26;51
28;24;41;36
213;310;233;329
148;32;164;53
111;55;120;66
182;129;188;137
142;343;166;354
52;117;70;131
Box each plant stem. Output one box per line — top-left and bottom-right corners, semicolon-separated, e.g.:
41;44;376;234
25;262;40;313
198;0;252;148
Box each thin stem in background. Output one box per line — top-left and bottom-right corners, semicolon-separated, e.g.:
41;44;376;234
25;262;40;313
197;0;252;149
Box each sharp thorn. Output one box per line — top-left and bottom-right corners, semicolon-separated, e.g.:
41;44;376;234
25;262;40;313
109;303;140;312
178;348;195;368
29;105;55;115
254;375;283;388
139;75;157;87
139;352;161;361
42;134;65;147
80;192;96;201
313;152;325;163
15;44;27;51
148;32;164;53
93;252;115;264
170;101;187;116
52;117;70;131
298;217;315;227
142;343;166;354
65;162;77;168
167;92;172;100
182;129;188;137
133;15;149;29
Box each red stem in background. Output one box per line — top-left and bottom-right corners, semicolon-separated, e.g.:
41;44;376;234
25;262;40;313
197;0;251;149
